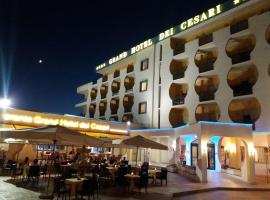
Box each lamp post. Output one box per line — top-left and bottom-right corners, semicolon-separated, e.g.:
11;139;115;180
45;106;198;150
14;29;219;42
0;98;11;108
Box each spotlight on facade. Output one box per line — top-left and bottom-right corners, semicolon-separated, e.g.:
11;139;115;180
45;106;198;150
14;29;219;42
127;121;131;126
0;98;11;108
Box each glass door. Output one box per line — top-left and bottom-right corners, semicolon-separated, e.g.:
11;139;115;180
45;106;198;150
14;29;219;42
207;143;215;170
191;143;198;166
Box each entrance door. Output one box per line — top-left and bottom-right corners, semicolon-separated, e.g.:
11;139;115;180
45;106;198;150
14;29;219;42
191;143;198;166
207;143;215;170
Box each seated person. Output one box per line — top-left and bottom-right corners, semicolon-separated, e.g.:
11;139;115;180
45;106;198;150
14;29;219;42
120;157;128;165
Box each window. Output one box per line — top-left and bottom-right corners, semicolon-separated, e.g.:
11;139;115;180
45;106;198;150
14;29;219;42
159;45;162;61
140;80;148;92
139;102;147;114
140;59;149;71
158;109;160;128
158;86;161;108
254;147;267;163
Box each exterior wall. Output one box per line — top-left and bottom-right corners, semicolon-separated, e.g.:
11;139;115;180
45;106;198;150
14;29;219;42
76;2;270;133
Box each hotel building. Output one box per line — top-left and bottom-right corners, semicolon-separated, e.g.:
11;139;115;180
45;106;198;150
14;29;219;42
75;0;270;183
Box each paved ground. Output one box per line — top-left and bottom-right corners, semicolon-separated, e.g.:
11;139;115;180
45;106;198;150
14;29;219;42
174;191;270;200
1;171;270;200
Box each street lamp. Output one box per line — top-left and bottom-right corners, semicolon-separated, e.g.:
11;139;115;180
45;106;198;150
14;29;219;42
0;98;11;108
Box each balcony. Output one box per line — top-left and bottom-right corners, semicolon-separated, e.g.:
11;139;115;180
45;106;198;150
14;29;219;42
195;103;220;122
227;64;258;97
99;101;107;117
114;70;120;78
230;20;248;34
228;97;261;129
89;104;96;118
169;83;188;106
127;64;134;73
124;76;135;91
267;25;270;44
110;98;119;115
199;34;213;46
195;47;218;73
122;113;133;122
123;94;134;113
170;58;188;80
169;108;188;128
111;80;120;95
171;38;185;56
109;116;118;121
90;88;97;100
102;75;108;82
100;84;108;99
226;34;255;65
195;75;219;102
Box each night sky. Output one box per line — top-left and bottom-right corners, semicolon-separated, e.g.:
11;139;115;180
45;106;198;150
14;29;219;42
0;0;226;115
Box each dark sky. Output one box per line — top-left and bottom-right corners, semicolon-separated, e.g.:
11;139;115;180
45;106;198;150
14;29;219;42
0;0;226;115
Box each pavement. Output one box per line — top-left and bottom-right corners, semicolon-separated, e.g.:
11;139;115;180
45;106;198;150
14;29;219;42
1;171;270;200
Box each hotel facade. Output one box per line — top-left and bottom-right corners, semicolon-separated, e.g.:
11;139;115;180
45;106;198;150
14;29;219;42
75;0;270;183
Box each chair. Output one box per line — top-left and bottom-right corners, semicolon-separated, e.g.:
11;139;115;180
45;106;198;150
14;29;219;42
27;165;40;183
53;177;70;200
156;167;167;185
139;168;148;192
40;164;48;179
2;160;13;175
76;179;95;200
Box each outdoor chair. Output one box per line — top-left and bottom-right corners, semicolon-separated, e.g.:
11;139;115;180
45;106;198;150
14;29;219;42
40;164;48;179
2;160;13;175
27;165;40;183
76;179;95;200
53;177;70;200
156;167;167;185
139;168;148;192
11;163;23;181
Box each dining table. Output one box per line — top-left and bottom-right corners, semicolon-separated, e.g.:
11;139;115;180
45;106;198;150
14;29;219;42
124;174;140;192
148;169;161;184
65;177;86;197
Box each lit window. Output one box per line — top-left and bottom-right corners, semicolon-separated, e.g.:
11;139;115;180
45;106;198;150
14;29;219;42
140;80;148;92
254;147;267;163
141;59;149;71
139;102;147;114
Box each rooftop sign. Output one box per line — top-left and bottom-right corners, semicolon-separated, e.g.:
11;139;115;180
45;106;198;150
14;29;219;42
96;0;248;71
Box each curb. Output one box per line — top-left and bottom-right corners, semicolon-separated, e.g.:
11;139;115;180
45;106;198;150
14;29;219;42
172;187;270;197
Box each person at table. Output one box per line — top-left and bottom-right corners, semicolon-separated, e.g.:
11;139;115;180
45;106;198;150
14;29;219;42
22;157;30;178
120;157;128;165
32;159;39;166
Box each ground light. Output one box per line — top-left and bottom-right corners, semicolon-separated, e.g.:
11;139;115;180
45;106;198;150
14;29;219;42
0;98;11;108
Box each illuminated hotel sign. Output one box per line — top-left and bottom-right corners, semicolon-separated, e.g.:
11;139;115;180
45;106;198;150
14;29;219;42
96;0;249;71
0;109;128;135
